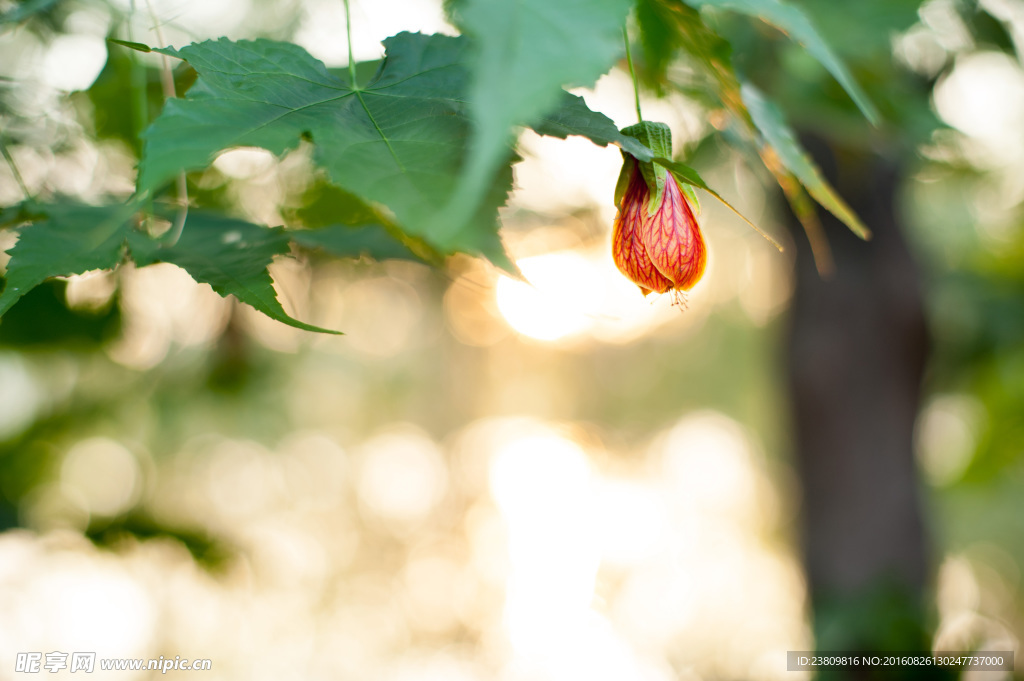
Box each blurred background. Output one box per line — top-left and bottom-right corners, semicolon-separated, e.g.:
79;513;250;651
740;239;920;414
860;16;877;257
0;0;1023;679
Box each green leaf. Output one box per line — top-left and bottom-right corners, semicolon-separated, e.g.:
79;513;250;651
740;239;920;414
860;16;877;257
741;83;871;240
81;43;197;156
287;180;385;230
128;213;341;334
635;0;680;88
682;0;879;125
530;91;653;161
621;121;673;212
652;157;783;250
0;202;135;318
0;202;33;229
634;0;749;124
290;225;418;262
795;0;921;59
108;38;153;53
0;280;121;348
284;179;445;265
441;0;634;241
137;33;511;265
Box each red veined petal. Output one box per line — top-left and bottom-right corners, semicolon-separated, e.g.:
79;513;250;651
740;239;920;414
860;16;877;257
612;168;674;294
640;175;707;291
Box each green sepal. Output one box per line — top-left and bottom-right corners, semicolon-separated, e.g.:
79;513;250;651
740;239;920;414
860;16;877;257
676;176;701;215
620;121;672;158
620;122;673;213
614;155;637;208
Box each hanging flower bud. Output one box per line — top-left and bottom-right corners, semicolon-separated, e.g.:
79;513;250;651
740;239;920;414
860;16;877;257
612;122;707;297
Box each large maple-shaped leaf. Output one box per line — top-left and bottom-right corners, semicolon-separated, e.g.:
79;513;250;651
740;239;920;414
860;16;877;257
0;202;135;318
137;32;509;262
128;213;340;334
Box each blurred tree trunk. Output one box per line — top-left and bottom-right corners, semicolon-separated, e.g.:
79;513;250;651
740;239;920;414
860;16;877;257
785;138;943;673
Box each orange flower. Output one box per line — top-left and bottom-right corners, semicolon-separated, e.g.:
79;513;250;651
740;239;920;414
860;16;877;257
612;156;707;296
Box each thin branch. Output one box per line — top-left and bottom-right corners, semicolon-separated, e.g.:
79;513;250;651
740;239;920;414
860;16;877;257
344;0;359;90
0;134;31;201
145;0;188;245
127;0;149;144
623;24;643;124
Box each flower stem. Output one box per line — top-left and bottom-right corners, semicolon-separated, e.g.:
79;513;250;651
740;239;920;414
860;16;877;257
623;24;643;124
344;0;359;90
128;0;149;146
0;134;31;201
145;0;188;245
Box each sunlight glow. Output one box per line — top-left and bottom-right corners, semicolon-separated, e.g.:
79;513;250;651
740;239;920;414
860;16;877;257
496;252;601;341
41;35;107;92
336;276;424;358
658;411;764;520
0;411;811;680
61;438;141;518
495;248;691;344
488;430;639;678
489;436;597;614
933;552;1020;655
295;0;451;66
0;354;43;441
915;394;985;486
108;264;230;369
593;480;669;567
934;51;1024;168
477;414;806;680
357;426;448;529
0;535;156;672
213;148;277;179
